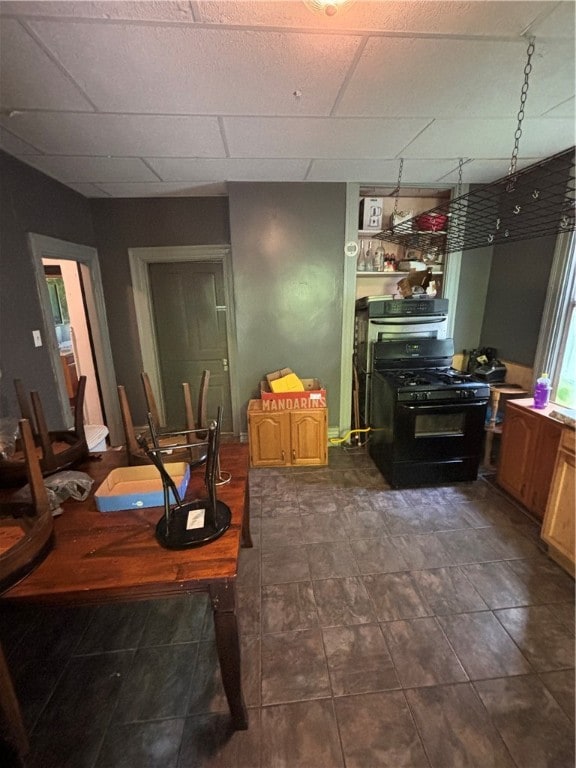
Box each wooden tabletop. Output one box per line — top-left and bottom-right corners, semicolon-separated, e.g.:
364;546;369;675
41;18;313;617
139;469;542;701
1;443;249;605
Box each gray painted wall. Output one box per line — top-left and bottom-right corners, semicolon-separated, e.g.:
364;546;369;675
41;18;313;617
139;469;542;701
228;182;346;432
452;246;493;356
480;234;555;364
0;151;96;426
90;197;230;420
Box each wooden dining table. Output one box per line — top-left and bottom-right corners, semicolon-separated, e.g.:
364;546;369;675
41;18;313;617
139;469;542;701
0;442;252;760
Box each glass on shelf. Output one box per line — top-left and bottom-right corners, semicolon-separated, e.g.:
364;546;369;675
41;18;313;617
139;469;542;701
372;245;384;272
364;240;374;272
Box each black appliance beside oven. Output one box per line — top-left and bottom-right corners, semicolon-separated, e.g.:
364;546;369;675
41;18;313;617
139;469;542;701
369;338;490;487
354;296;449;427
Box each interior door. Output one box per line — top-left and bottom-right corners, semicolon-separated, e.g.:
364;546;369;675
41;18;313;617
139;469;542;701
148;261;232;433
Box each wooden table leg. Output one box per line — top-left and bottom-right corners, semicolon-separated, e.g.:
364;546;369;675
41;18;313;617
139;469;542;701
209;581;248;730
0;642;28;765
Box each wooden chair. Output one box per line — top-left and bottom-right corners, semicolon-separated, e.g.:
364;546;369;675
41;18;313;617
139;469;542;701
0;378;88;486
117;383;207;468
141;369;210;435
0;419;54;593
117;384;150;466
139;407;230;549
0;418;54;764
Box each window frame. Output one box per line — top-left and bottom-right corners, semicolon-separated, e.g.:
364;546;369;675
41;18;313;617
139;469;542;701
533;230;576;409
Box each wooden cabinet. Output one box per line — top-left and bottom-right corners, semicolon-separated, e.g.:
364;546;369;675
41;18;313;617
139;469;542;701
541;428;575;576
60;352;78;401
247;400;327;468
497;399;563;520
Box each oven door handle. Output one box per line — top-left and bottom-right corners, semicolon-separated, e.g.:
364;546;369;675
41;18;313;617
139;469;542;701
371;317;447;325
402;402;487;411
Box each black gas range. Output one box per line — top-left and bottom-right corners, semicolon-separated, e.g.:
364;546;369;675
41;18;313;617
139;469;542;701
369;338;490;487
381;368;490;403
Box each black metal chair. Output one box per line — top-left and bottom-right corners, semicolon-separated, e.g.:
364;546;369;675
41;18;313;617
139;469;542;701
139;407;231;549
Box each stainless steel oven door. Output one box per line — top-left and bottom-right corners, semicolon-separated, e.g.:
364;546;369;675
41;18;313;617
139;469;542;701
364;316;448;372
372;315;448;341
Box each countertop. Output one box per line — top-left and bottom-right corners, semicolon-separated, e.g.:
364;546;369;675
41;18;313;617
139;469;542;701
507;398;576;429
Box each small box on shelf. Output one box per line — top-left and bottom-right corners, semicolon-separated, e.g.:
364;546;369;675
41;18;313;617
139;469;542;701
359;197;384;230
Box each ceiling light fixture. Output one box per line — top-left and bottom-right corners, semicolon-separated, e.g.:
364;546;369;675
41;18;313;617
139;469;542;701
303;0;355;17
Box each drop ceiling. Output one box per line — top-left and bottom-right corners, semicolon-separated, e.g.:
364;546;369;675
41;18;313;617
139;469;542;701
0;0;574;198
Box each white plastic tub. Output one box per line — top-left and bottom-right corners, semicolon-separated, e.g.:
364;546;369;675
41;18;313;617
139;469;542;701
85;424;109;452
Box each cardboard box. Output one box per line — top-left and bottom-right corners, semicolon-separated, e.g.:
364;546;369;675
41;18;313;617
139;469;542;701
260;378;326;410
359;197;384;230
95;462;190;512
265;367;293;385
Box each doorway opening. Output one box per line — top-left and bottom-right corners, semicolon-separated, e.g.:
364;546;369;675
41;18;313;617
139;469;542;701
28;234;122;446
43;259;104;427
128;245;240;437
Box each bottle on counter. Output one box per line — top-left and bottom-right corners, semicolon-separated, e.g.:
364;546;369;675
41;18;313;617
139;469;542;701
533;372;552;409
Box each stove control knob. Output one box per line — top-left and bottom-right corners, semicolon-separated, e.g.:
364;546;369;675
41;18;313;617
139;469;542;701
422;392;428;400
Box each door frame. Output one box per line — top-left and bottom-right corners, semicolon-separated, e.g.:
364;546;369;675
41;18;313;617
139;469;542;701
128;245;240;436
28;233;123;445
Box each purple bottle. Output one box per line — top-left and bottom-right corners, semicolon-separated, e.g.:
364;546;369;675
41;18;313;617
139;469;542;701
533;372;552;409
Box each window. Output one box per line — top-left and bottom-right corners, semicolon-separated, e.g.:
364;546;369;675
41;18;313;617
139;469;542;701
554;288;576;408
534;231;576;410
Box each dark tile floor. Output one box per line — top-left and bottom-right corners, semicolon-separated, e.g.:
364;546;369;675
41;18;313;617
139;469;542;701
1;446;574;767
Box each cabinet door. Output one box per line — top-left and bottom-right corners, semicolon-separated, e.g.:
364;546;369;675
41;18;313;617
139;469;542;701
541;432;575;576
497;405;538;503
290;410;327;466
529;419;563;519
248;412;289;467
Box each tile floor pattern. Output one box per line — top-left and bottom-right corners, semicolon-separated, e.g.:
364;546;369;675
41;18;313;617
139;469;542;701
1;446;574;767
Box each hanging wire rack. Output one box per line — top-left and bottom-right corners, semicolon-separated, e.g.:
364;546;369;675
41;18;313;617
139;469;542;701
373;147;575;254
374;38;574;255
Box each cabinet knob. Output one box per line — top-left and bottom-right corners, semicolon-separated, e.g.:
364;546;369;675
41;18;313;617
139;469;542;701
292;449;296;460
281;450;285;461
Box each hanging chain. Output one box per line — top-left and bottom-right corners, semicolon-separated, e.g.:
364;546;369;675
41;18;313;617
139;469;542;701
508;37;535;176
457;158;464;198
393;157;404;216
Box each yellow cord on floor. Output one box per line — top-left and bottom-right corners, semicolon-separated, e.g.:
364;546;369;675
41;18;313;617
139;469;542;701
329;428;372;445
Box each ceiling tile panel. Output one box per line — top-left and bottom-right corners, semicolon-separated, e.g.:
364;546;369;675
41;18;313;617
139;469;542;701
0;2;194;22
0;18;94;110
543;97;576;119
94;181;228;197
225;116;431;158
18;155;159;183
26;20;361;115
336;37;573;119
0;112;226;156
307;157;461;183
529;1;576;39
438;157;539;185
195;1;553;37
0;127;40;155
146;157;311;182
65;181;112;197
401;118;574;159
0;1;572;197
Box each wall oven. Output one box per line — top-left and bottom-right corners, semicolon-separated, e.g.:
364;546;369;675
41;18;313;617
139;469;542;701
354;296;449;426
368;338;490;487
